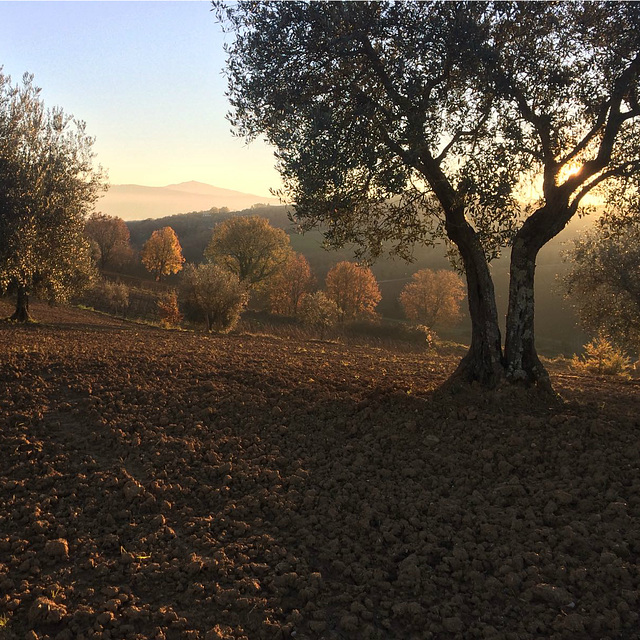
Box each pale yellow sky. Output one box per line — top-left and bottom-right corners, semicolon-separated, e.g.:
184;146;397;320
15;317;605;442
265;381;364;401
0;1;282;197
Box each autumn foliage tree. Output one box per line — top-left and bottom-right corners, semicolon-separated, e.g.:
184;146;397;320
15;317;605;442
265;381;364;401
325;261;381;322
0;71;105;321
268;252;315;316
141;226;185;281
157;289;183;327
400;269;466;331
85;212;132;270
204;216;291;289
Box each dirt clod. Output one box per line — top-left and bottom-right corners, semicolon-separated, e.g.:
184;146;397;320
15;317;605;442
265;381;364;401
44;539;68;559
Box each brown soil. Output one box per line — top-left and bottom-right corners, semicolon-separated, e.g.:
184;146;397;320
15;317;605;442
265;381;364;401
1;301;639;640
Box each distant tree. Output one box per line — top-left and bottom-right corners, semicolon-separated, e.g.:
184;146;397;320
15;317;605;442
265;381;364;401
85;279;129;317
141;226;185;281
85;212;132;270
217;1;640;390
0;71;105;321
157;289;183;327
325;261;381;322
299;291;339;338
204;216;291;288
268;252;315;316
562;224;640;354
400;269;466;331
181;263;248;332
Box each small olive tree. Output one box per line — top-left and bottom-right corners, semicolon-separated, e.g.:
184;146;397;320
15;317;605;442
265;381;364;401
0;71;105;321
299;291;339;339
181;263;248;332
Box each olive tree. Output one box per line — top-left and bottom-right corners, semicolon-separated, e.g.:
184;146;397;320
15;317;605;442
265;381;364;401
181;263;248;332
215;1;640;391
562;223;640;354
0;71;106;321
204;215;292;289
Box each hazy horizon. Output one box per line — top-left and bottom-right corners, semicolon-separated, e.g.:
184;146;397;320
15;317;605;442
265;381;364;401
0;2;282;196
97;179;281;221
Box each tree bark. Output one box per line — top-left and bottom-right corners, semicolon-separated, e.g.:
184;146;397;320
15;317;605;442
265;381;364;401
504;202;572;392
446;219;505;386
504;237;549;388
11;286;33;323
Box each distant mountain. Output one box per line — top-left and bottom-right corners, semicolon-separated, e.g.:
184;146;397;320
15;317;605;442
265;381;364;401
96;181;279;221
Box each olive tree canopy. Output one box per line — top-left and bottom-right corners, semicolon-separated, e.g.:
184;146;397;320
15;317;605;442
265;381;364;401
216;1;640;390
0;71;106;321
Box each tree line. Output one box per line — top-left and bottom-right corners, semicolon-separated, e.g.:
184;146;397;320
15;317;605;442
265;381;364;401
84;211;468;337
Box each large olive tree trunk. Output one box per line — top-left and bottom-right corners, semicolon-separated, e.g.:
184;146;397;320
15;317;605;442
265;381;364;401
446;216;505;386
504;237;549;387
504;203;572;391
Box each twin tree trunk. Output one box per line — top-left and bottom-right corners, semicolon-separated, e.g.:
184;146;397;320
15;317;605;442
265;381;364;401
451;205;566;391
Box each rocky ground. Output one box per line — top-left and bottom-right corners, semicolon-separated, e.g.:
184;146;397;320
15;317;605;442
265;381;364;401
1;301;640;640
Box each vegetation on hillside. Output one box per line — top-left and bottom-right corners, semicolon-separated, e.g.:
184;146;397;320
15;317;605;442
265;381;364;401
562;222;640;357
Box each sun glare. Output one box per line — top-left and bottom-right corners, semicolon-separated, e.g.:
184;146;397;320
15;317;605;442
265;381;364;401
558;162;583;183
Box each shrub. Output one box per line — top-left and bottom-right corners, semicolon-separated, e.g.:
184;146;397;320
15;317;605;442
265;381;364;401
571;335;632;379
83;279;129;316
157;289;183;327
104;281;130;316
299;291;339;338
181;263;248;333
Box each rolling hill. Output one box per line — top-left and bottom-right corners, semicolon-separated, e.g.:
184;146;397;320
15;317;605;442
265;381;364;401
96;181;280;221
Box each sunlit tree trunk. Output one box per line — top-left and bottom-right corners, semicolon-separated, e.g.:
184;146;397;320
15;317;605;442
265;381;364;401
504;203;571;392
504;238;549;387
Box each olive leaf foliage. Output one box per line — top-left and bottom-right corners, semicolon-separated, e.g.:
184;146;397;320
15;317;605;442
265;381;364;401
0;71;106;310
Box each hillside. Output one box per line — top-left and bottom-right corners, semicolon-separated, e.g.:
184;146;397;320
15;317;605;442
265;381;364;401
126;207;591;355
97;181;279;221
1;301;640;639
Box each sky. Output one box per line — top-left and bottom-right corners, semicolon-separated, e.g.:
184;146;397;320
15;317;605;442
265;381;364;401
0;1;282;196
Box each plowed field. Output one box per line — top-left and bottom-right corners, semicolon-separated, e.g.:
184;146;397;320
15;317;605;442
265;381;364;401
1;301;639;640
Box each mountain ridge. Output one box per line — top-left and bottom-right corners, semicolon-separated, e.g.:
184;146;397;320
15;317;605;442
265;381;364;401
97;181;279;221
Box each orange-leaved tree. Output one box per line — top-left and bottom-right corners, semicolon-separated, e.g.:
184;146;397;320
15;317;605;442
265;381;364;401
85;213;132;270
325;261;381;322
268;252;315;316
141;226;185;281
399;269;465;330
157;289;183;327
